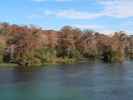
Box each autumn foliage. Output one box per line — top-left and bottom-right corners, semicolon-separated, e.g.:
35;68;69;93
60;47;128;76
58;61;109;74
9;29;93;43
0;23;133;66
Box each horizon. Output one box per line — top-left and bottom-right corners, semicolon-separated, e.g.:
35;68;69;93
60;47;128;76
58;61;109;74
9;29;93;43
0;0;133;34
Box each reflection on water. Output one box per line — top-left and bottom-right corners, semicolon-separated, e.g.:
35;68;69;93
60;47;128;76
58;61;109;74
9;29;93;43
0;61;133;100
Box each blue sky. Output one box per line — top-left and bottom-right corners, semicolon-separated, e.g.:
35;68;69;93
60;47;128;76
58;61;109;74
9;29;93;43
0;0;133;34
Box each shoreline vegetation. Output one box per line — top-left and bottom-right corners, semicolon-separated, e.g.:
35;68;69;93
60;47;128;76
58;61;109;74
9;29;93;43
0;22;133;67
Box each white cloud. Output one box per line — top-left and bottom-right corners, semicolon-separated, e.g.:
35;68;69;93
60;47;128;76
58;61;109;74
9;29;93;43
31;0;133;19
98;0;133;18
32;0;72;2
32;0;133;18
45;10;104;19
56;0;72;2
28;10;104;20
73;24;102;30
32;0;46;2
71;24;114;34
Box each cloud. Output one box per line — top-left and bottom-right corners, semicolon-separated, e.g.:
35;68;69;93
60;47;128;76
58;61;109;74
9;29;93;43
31;0;133;20
71;24;114;34
32;0;72;2
98;0;133;18
72;24;102;29
44;10;104;19
32;0;46;2
28;9;104;20
32;0;133;18
56;0;72;2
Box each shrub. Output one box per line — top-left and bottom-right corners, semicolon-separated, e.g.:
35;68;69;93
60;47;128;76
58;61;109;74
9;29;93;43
35;47;57;64
0;44;6;63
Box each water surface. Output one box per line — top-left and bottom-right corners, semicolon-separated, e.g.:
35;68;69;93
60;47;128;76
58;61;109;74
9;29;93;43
0;61;133;100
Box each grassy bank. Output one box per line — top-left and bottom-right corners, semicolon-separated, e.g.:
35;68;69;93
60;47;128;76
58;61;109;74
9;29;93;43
0;63;17;68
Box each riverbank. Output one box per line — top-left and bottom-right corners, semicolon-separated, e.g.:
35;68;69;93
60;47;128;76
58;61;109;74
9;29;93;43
0;59;124;69
0;23;133;66
0;63;17;68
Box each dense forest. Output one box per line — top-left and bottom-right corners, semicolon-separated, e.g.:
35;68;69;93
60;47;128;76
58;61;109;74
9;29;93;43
0;22;133;66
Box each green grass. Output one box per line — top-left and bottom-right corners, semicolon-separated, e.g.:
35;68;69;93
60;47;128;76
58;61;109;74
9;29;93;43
0;63;17;68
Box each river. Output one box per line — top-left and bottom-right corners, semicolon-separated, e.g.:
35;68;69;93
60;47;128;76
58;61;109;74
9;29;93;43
0;61;133;100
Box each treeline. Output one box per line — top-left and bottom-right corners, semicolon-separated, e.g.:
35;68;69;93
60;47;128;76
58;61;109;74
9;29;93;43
0;22;133;66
